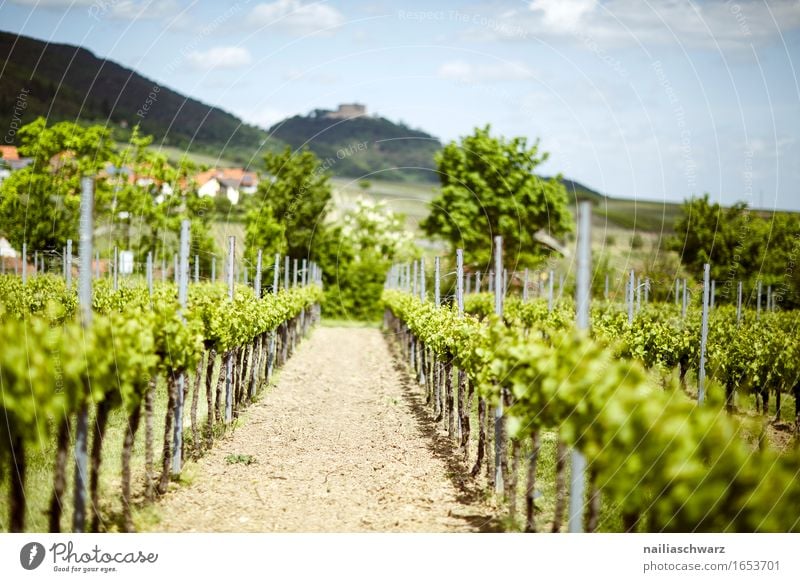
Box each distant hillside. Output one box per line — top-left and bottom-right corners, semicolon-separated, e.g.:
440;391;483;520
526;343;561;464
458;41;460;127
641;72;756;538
558;178;607;202
0;30;279;165
269;109;442;183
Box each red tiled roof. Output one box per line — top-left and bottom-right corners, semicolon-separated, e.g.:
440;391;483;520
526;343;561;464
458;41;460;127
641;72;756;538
0;146;19;160
193;167;258;186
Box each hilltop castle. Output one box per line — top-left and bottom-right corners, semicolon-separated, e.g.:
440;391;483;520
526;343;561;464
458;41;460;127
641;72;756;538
324;103;367;120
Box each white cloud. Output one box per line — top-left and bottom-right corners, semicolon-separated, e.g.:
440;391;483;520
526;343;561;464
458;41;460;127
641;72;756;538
529;0;596;32
437;60;536;83
11;0;179;20
9;0;91;5
105;0;180;21
186;46;252;70
249;0;345;34
477;0;800;49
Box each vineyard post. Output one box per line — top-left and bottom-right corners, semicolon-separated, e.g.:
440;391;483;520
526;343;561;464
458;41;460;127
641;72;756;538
644;277;650;305
675;279;679;307
493;236;504;496
146;252;153;297
757;280;762;318
767;285;772;312
503;268;508;298
636;275;641;312
73;176;94;532
434;257;441;306
523;268;529;302
113;246;119;290
710;279;716;309
456;248;464;438
604;274;609;301
212;257;216;282
161;257;166;283
420;257;426;300
194;255;199;284
737;281;743;323
627;270;634;324
412;260;418;297
267;253;279;382
456;249;464;314
682;279;688;318
293;258;299;288
302;259;308;287
225;236;235;424
244;266;248;286
66;239;73;289
172;219;191;475
284;256;290;290
548;270;554;312
698;263;710;405
568;200;592;533
255;250;263;298
273;253;280;292
476;271;481;293
34;251;38;276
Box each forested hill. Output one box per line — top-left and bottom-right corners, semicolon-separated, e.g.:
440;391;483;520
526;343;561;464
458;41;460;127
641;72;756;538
269;111;442;183
0;30;272;163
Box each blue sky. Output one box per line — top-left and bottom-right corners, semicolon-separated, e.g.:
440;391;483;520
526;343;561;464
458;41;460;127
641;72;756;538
2;0;799;210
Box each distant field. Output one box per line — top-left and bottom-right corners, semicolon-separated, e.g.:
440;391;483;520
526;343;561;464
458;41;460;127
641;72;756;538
330;177;436;230
151;145;238;169
334;176;684;235
594;197;682;233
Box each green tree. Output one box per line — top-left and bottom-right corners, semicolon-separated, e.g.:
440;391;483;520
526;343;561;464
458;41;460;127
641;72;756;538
669;194;746;280
670;194;800;307
0;117;114;250
253;146;332;260
109;128;216;272
421;125;572;270
244;205;286;267
0;118;217;272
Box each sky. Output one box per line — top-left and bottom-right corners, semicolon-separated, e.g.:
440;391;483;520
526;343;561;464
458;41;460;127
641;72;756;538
1;0;799;210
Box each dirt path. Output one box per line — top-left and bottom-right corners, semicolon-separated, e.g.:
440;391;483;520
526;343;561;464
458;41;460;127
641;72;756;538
146;327;494;532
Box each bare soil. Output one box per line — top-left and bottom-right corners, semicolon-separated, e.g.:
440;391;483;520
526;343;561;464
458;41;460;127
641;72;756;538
145;327;495;532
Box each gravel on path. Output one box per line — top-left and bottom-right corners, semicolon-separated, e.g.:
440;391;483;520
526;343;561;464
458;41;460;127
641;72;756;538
146;327;494;532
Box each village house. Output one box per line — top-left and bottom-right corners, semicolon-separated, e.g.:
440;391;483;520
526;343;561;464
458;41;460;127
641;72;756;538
194;168;259;205
0;146;33;185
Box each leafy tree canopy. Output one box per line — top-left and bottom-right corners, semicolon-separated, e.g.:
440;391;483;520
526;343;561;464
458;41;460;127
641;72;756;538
0;118;216;269
670;193;800;307
250;147;332;262
421;125;572;270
